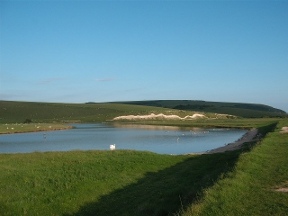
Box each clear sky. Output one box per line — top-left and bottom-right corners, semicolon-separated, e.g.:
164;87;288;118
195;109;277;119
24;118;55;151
0;0;288;112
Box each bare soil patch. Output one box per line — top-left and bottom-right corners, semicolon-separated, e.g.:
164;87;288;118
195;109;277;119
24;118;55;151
280;126;288;134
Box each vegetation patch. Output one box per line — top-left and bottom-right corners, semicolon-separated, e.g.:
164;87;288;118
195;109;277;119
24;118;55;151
0;150;242;216
181;119;288;216
0;100;287;215
0;123;72;134
120;100;287;118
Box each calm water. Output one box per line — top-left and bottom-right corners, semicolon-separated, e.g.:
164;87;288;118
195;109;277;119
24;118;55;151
0;123;247;155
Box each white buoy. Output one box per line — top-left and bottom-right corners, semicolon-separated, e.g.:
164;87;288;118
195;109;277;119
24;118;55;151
110;144;116;150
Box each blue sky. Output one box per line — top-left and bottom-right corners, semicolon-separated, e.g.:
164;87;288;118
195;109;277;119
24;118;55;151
0;0;288;112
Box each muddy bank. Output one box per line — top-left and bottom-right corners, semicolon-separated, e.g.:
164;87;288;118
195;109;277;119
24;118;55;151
205;128;259;154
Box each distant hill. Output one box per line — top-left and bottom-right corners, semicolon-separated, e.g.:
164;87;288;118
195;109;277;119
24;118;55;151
0;100;286;124
0;100;208;123
0;101;162;123
118;100;287;118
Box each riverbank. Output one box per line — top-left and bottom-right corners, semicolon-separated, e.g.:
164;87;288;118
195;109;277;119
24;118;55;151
181;120;288;216
0;120;284;215
205;128;259;154
0;123;72;134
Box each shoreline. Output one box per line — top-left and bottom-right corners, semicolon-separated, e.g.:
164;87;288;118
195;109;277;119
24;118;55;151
1;123;260;155
0;123;73;135
204;128;259;154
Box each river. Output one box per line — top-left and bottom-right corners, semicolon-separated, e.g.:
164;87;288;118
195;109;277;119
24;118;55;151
0;123;247;154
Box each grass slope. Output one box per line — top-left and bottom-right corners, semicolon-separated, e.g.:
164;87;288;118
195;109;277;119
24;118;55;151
119;100;287;118
1;100;287;215
182;119;288;215
0;101;188;124
0;100;240;125
0;101;280;135
0;123;72;134
0;150;241;216
1;120;285;215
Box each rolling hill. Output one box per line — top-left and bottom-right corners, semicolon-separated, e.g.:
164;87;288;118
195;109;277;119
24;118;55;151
0;100;286;124
0;100;211;124
117;100;287;118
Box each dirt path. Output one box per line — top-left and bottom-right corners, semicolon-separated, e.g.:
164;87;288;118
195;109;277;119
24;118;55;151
205;128;259;154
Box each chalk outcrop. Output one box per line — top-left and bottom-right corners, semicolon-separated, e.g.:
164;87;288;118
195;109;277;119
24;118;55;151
280;127;288;134
113;113;207;121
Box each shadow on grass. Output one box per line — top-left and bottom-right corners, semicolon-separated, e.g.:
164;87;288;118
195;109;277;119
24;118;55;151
65;151;243;216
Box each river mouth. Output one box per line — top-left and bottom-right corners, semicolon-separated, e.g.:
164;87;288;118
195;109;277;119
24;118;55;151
0;123;247;155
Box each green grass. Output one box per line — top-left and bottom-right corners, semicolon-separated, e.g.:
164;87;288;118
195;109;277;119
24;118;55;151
1;100;287;215
0;123;72;134
1;101;285;125
1;120;283;215
0;101;158;123
181;119;288;215
120;100;287;118
0;150;242;216
0;101;216;124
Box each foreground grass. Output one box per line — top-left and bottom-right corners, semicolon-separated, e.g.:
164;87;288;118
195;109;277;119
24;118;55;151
0;111;286;215
182;119;288;215
0;150;243;216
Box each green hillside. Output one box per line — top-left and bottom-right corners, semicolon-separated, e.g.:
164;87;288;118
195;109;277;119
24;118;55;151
0;101;163;123
119;100;287;118
0;100;286;124
0;101;210;124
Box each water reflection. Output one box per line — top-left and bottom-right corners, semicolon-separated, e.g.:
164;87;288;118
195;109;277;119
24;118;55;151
0;123;247;155
112;123;186;131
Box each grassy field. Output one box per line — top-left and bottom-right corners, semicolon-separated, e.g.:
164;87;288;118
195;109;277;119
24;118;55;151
120;100;287;118
0;100;281;135
181;119;288;215
0;119;287;215
0;123;72;134
0;100;228;124
0;150;242;216
1;101;286;125
0;101;162;123
0;100;287;215
0;101;219;124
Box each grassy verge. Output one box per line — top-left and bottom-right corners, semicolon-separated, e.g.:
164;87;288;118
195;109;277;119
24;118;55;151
0;100;286;215
0;118;279;135
181;119;288;215
0;119;280;215
0;123;72;134
0;149;244;216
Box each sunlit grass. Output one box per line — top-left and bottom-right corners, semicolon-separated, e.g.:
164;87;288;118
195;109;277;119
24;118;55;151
181;119;288;216
1;120;283;215
0;150;241;215
1;100;287;215
0;123;72;134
